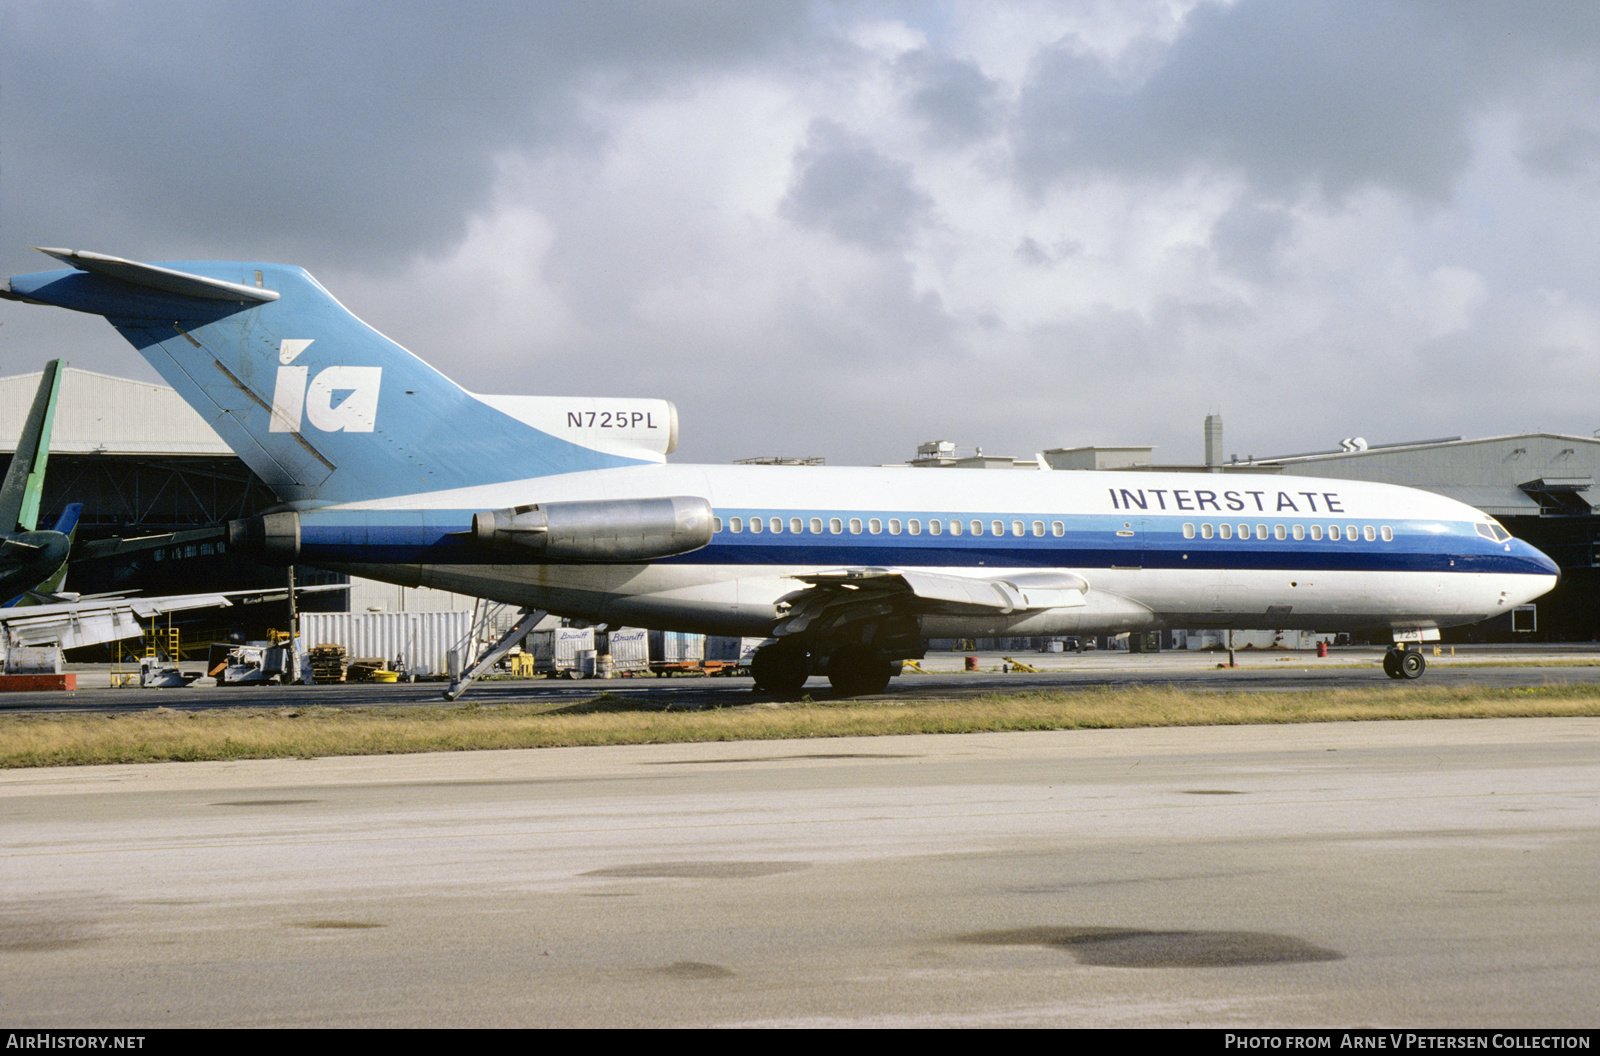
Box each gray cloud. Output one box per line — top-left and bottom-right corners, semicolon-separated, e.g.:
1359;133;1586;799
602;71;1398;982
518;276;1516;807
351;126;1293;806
1013;0;1600;202
1;0;815;270
780;119;935;251
897;48;1004;148
1210;203;1294;281
5;1;1600;469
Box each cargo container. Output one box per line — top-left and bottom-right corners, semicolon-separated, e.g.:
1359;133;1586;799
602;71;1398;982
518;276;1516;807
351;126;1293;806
648;630;705;675
299;611;472;680
524;625;598;677
705;636;765;675
601;627;651;676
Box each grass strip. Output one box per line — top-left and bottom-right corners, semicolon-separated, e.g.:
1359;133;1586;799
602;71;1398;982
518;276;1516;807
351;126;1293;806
2;682;1598;768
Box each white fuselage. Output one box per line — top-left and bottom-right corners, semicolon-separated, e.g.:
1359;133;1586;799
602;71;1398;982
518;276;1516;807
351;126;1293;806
295;464;1559;641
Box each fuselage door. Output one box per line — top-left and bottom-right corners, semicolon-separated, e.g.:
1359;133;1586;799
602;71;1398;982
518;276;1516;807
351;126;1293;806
1111;518;1144;570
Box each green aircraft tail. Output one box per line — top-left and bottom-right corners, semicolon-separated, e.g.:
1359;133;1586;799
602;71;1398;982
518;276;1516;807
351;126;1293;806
1;359;65;532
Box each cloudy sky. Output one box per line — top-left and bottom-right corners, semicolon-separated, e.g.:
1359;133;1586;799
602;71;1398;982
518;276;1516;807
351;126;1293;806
4;0;1599;467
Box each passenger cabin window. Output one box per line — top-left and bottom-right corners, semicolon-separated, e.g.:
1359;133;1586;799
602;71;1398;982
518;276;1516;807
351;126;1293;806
770;517;783;533
749;517;762;533
889;519;902;535
1052;521;1064;536
829;517;843;534
928;519;942;535
970;520;983;536
790;517;803;534
713;516;723;533
1201;523;1215;539
869;518;882;534
949;520;962;536
1032;521;1044;537
731;517;744;533
849;517;863;534
909;520;922;535
1182;523;1196;539
810;517;823;534
991;520;1004;536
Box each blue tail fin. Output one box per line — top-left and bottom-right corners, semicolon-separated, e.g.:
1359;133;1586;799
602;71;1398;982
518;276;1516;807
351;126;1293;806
3;249;674;506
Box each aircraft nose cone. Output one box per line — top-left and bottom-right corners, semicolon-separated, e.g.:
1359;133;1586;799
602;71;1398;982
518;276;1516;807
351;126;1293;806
1521;539;1561;582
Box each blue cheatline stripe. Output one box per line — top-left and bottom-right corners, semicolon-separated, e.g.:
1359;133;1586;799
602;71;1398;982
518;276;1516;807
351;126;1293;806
291;508;1552;576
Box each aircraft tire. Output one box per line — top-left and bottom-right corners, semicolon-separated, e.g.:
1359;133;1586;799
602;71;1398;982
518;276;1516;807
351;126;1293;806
751;644;808;697
1382;649;1403;679
1399;650;1426;679
827;645;892;697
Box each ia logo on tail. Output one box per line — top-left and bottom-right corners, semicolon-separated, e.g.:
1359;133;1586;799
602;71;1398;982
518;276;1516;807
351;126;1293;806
268;340;382;434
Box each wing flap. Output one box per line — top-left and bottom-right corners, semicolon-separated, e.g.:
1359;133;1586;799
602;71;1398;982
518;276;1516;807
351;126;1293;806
790;568;1088;615
774;567;1089;639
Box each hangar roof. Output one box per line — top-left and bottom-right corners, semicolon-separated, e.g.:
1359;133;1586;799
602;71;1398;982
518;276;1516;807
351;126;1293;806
1250;433;1600;517
0;367;232;456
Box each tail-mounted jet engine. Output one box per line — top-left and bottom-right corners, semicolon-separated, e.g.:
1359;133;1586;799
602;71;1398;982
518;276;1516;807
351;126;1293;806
228;496;714;566
472;496;713;562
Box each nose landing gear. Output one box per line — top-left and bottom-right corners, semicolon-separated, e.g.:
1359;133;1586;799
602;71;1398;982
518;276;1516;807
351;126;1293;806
1382;645;1426;679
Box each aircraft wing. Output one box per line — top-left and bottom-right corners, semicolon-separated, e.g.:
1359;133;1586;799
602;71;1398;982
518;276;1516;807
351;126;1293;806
0;593;233;650
773;567;1088;637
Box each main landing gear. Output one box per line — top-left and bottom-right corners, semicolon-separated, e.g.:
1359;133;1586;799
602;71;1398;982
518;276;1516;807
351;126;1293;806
1382;645;1426;680
825;644;893;697
749;642;810;697
749;642;897;698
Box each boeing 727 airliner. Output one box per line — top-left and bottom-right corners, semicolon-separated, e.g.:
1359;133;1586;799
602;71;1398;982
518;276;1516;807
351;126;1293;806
1;249;1559;694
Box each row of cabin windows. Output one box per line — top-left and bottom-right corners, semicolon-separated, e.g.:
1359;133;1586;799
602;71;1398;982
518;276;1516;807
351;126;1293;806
150;542;224;561
1181;522;1393;542
712;516;1397;544
713;516;1069;538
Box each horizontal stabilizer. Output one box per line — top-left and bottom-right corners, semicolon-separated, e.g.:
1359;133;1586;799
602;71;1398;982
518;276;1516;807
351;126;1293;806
33;248;279;303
